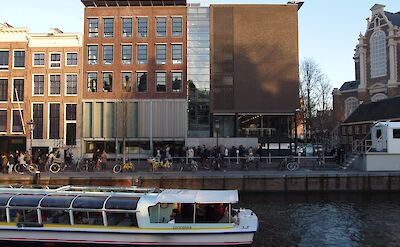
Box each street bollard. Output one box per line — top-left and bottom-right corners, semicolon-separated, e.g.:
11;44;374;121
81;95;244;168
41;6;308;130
33;171;41;185
236;150;239;165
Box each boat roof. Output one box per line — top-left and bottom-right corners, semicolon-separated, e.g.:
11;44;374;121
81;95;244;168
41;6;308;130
156;189;238;204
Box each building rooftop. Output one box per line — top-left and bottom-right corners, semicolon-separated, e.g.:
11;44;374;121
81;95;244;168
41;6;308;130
339;80;360;91
385;11;400;27
344;96;400;124
81;0;186;7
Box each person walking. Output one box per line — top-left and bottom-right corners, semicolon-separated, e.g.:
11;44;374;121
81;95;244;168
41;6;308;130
100;150;108;170
1;153;8;174
8;153;15;174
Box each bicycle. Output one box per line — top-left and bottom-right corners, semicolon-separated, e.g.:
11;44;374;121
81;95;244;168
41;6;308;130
179;159;198;172
76;158;91;172
49;158;66;174
147;157;173;172
313;154;325;169
14;163;38;175
279;156;299;171
113;160;135;173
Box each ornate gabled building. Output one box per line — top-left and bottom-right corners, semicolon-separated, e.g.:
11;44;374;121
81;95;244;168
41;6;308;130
333;4;400;124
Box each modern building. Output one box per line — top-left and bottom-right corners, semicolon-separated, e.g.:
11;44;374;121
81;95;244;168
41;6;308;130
333;4;400;125
0;23;83;156
80;0;301;157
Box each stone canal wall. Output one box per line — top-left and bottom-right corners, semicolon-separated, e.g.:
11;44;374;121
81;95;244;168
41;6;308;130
5;172;400;192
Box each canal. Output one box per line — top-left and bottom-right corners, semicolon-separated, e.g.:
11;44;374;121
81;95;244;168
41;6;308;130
240;192;400;247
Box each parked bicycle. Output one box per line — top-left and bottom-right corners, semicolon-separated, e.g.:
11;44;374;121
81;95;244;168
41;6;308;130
14;163;38;175
179;159;198;172
147;157;173;172
49;157;66;174
313;154;325;169
113;160;135;173
279;155;299;171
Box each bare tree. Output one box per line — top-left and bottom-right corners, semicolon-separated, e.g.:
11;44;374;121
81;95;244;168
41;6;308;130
317;75;332;112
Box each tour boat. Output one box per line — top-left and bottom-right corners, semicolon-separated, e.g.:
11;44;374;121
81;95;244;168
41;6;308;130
0;185;258;246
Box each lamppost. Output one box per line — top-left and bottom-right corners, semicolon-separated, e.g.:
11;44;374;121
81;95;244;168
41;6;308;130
26;119;35;165
215;119;220;148
294;108;300;155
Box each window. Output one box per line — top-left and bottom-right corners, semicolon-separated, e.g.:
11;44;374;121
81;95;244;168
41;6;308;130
172;72;182;92
66;52;78;66
33;75;45;95
42;210;70;225
13;51;25;68
172;17;182;37
122;18;133;37
88;18;99;38
87;72;97;92
103;18;114;38
66;104;77;146
156;17;167;37
172;44;182;64
12;109;23;133
0;110;6;132
137;17;148;37
156;72;166;92
66;104;77;121
370;30;387;78
66;74;78;95
393;129;400;139
376;129;382;139
33;53;45;66
103;45;113;65
122;72;132;92
0;51;9;70
49;103;60;139
13;79;24;102
371;93;387;102
355;125;360;135
0;79;7;101
136;72;147;92
362;124;367;135
122;45;132;65
103;72;113;92
50;53;61;68
33;104;43;139
156;44;166;64
341;126;346;136
49;75;61;95
88;45;98;65
344;97;358;118
137;44;147;64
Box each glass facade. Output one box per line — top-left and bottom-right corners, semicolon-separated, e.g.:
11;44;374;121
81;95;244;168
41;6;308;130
187;7;211;137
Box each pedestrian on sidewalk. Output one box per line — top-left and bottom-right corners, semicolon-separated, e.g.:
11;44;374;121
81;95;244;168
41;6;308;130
101;150;108;170
8;153;15;174
1;153;8;174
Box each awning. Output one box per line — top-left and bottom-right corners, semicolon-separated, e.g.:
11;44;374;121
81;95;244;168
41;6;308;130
156;190;238;204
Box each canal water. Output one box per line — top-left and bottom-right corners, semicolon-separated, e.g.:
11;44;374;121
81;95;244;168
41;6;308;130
240;192;400;247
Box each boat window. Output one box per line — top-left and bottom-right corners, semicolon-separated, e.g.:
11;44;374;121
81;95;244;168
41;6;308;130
72;196;107;209
73;211;103;225
149;203;179;223
41;195;76;208
106;212;138;227
0;209;6;222
105;197;139;210
195;203;230;223
41;209;70;225
0;194;13;206
9;209;38;223
9;194;45;207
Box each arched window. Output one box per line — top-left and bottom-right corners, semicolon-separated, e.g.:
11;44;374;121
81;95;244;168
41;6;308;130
345;97;359;118
370;30;387;78
371;93;387;102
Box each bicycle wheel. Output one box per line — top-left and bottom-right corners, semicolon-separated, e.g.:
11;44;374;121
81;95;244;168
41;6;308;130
28;164;38;174
79;163;89;172
113;164;122;173
286;162;295;171
49;163;61;174
128;163;135;173
14;164;24;175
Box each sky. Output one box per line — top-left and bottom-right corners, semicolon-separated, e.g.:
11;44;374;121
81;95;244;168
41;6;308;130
1;0;400;89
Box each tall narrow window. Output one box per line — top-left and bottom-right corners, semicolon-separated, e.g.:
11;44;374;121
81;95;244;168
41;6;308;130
50;53;61;68
156;72;166;92
103;18;114;38
12;110;23;133
66;104;77;145
33;53;45;66
33;75;45;96
172;17;182;37
103;72;113;92
156;44;166;64
49;104;60;139
66;52;78;66
13;79;24;102
0;51;9;70
88;18;99;38
122;72;132;92
122;18;133;37
137;44;147;64
87;73;97;92
345;97;359;118
172;72;182;92
122;45;132;65
88;45;98;65
33;104;43;139
370;30;387;78
156;17;167;37
172;44;182;64
137;17;148;37
0;110;6;132
0;79;8;101
137;72;147;92
66;74;78;95
49;75;61;95
13;51;25;68
103;45;113;65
